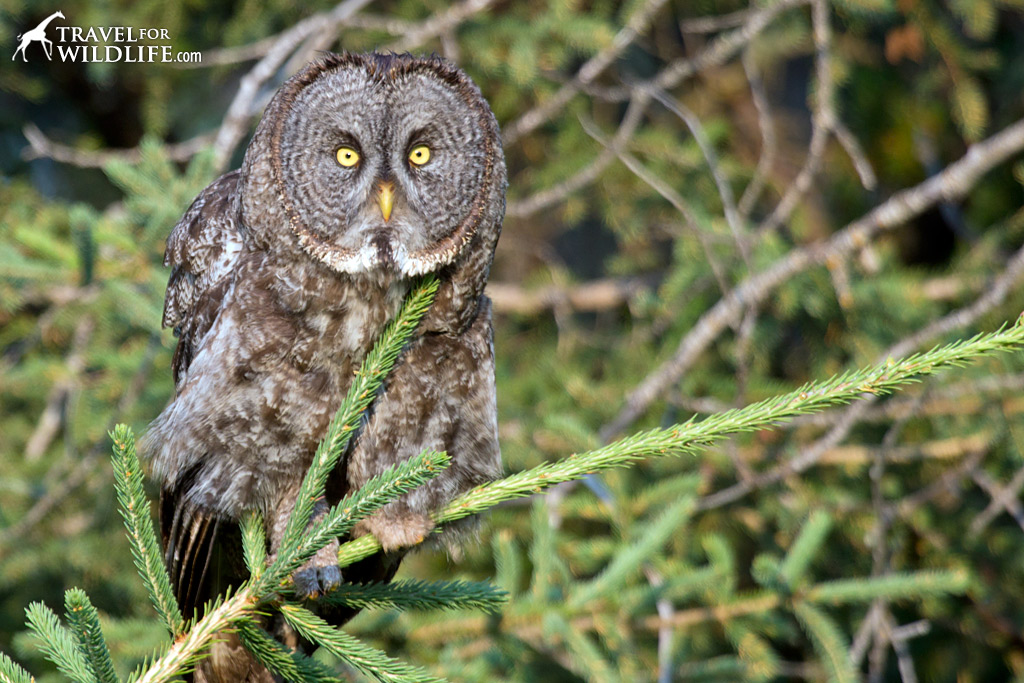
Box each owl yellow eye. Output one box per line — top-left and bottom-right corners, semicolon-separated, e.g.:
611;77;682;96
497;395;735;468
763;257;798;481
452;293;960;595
336;146;360;167
408;144;431;166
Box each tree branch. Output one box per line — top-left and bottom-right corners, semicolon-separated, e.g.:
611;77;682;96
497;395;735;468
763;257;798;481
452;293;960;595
601;116;1024;441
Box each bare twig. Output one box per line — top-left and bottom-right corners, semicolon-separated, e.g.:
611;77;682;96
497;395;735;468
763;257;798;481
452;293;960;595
507;95;649;218
385;0;496;52
576;116;735;298
179;13;418;69
892;447;989;521
182;35;279;67
834;120;878;191
679;8;757;34
486;276;655;316
0;336;161;555
22;124;214;168
755;0;835;236
502;0;670;145
602;0;811;102
602;116;1024;441
24;317;94;461
738;47;778;216
185;0;489;72
647;88;751;264
695;238;1024;511
971;468;1024;534
850;602;884;667
641;566;675;683
210;0;375;171
881;611;925;683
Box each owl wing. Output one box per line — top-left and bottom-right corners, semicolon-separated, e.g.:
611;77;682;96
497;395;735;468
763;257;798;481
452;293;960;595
158;170;247;617
162;170;245;387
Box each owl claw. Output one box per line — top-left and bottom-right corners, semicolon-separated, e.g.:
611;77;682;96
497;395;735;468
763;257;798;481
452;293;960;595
293;563;342;599
291;535;343;599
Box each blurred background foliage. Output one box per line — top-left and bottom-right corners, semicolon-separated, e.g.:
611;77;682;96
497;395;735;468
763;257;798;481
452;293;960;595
4;0;1024;680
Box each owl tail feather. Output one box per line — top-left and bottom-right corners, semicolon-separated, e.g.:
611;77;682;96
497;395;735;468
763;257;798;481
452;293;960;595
160;486;223;621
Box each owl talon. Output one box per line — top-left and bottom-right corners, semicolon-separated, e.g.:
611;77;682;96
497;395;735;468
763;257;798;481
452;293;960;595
293;563;342;599
291;534;343;598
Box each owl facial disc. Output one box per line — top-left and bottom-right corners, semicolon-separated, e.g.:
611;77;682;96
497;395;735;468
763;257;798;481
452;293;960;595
251;52;503;279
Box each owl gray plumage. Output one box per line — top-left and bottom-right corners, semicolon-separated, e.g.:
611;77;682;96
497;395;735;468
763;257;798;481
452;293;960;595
140;52;505;679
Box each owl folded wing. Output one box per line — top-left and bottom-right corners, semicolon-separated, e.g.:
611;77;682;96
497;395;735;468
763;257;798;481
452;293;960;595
157;170;247;616
162;169;246;387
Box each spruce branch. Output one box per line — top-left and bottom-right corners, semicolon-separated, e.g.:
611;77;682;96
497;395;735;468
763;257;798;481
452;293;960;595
279;604;444;683
793;601;857;683
110;425;185;637
240;510;267;581
317;579;508;613
544;612;620;683
236;620;341;683
568;496;695;609
276;275;439;569
0;652;33;683
264;450;450;591
339;319;1024;566
779;511;832;588
528;499;559;601
25;602;97;683
130;588;258;683
728;627;780;681
807;570;970;605
493;532;524;597
620;564;723;613
64;589;119;683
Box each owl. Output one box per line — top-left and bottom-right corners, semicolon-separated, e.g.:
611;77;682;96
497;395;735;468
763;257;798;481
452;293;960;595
140;52;506;676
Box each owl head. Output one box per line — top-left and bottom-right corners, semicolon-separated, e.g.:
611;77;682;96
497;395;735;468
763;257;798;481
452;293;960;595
239;52;506;330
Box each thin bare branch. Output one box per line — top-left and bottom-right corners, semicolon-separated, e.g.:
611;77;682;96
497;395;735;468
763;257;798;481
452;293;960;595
971;468;1024;534
694;238;1024;511
24;317;94;461
647;88;751;263
602;116;1024;441
385;0;496;52
486;276;655;316
210;0;375;171
755;0;835;236
0;337;160;555
502;0;670;145
738;47;778;216
602;0;812;101
507;94;649;218
577;115;735;298
834;120;878;191
679;8;757;34
22;124;214;169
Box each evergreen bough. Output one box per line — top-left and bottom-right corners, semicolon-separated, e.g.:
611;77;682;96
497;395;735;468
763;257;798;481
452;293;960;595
2;278;1022;682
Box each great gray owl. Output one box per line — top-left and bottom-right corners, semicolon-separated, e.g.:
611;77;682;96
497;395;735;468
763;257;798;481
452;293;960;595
140;51;505;679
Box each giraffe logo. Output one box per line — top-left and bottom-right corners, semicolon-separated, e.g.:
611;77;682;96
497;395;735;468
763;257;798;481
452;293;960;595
12;11;65;62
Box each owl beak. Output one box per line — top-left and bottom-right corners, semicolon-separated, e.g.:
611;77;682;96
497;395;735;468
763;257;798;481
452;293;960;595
375;180;395;222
